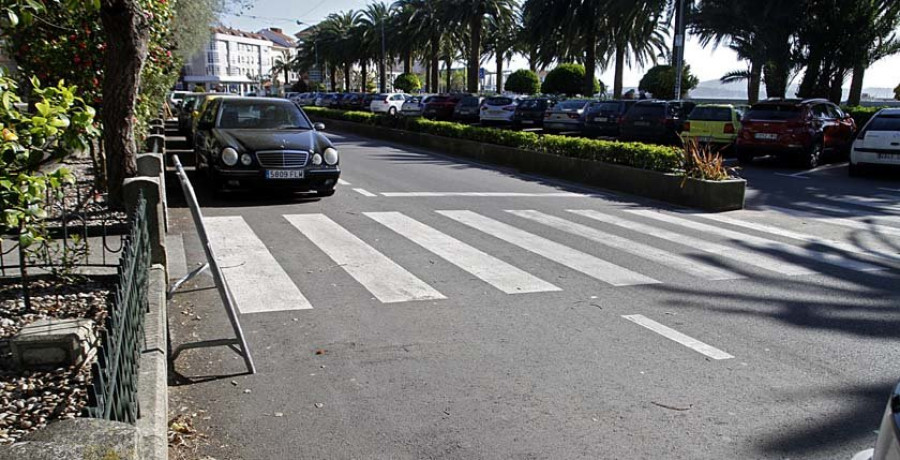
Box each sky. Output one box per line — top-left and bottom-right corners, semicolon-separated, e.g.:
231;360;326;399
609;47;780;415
222;0;900;90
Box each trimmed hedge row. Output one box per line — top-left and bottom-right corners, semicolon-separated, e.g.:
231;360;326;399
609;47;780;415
842;106;883;129
304;107;683;174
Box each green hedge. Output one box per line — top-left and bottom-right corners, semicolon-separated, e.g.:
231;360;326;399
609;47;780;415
842;106;883;129
303;106;684;174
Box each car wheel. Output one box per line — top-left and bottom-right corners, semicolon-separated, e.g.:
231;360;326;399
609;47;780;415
388;106;397;116
316;188;335;197
848;161;862;177
801;141;823;169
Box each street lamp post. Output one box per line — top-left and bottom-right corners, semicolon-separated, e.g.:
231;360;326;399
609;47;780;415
297;20;322;89
380;17;387;93
673;0;686;100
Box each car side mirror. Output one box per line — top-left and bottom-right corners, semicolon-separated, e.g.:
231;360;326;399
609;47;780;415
314;122;325;131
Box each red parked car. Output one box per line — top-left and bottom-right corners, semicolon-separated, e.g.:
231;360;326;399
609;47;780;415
422;94;463;121
736;98;856;168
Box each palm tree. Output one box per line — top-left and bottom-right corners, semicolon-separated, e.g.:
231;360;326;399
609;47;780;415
316;10;362;91
271;51;293;94
483;8;518;93
445;0;518;93
360;2;393;93
606;0;669;99
393;0;446;93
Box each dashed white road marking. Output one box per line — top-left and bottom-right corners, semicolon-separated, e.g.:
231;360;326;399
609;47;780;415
818;194;900;214
766;205;900;237
284;214;445;303
622;314;734;360
205;216;313;313
337;179;352;186
508;210;742;281
365;212;560;294
353;188;377;197
437;210;660;287
628;209;883;273
569;209;817;276
381;192;597;198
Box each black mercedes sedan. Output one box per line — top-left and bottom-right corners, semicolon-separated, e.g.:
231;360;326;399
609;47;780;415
193;97;340;196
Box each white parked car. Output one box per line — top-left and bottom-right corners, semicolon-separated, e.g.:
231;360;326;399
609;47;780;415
479;96;519;125
370;93;408;115
400;95;434;117
851;380;900;460
850;108;900;176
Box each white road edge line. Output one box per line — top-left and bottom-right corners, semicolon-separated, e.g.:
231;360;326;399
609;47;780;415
338;179;352;186
284;214;446;303
789;163;847;177
622;314;734;360
878;187;900;193
353;188;377;197
774;173;811;180
205;216;313;313
380;192;597;198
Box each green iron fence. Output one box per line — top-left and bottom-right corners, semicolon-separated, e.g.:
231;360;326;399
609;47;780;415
84;192;149;423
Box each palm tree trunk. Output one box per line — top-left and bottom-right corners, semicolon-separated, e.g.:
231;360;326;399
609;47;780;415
528;49;537;73
748;60;762;104
583;31;597;96
446;56;452;91
330;64;337;91
403;51;411;74
283;68;289;91
848;62;865;106
344;63;351;91
495;51;504;93
361;60;368;92
613;44;625;99
467;9;484;93
430;38;440;93
798;46;824;98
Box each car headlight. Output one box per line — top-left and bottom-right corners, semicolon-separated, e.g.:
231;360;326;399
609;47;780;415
221;147;239;166
311;153;323;165
240;153;252;166
324;147;339;165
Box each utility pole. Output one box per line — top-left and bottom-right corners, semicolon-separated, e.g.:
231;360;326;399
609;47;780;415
673;0;686;100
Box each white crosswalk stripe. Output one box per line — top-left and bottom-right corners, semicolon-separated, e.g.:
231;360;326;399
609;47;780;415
365;212;560;294
569;209;818;276
767;205;900;237
205;216;313;313
284;214;446;303
793;201;900;225
508;210;743;281
627;209;884;273
437;210;660;286
691;211;900;263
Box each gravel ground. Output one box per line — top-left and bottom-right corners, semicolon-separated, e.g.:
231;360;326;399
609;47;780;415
0;276;113;444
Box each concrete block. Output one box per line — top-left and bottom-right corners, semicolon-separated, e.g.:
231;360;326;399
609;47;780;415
0;418;139;460
145;134;165;155
136;153;168;233
10;318;96;368
136;265;168;460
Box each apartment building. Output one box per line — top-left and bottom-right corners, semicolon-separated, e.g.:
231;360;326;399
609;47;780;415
182;27;275;95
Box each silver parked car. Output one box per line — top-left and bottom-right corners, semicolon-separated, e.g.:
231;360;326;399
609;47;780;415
543;99;593;133
400;95;434;117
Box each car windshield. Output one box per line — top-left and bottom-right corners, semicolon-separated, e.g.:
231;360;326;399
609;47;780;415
689;107;732;121
486;97;514;106
557;100;590;110
628;104;665;117
217;100;311;130
746;104;802;120
867;115;900;131
518;99;546;109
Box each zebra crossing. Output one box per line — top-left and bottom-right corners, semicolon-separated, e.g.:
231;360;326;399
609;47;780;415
192;203;899;315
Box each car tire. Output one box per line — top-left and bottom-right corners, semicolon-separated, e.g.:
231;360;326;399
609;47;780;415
848;161;862;177
388;106;397;116
316;188;335;197
801;141;823;169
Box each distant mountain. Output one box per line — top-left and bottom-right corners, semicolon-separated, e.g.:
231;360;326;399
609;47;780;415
688;79;896;102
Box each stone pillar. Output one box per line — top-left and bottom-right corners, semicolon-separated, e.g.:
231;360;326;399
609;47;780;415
149;125;165;136
136;153;167;233
123;177;166;275
145;134;165;155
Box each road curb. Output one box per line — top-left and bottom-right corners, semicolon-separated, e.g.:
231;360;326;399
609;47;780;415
137;264;168;460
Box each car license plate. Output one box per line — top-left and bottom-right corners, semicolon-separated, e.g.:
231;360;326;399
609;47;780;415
635;121;651;127
877;153;900;160
266;170;303;179
594;117;608;122
755;133;778;140
521;120;534;125
700;136;713;143
489;110;502;115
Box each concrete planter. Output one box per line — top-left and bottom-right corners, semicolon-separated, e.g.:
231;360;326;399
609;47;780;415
317;118;746;211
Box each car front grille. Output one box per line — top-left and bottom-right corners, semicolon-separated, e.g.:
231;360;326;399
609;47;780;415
256;150;309;168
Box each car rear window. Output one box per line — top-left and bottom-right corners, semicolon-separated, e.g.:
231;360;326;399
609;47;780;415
589;102;621;112
372;94;388;101
745;105;802;120
518;99;546;109
560;100;591;109
486;97;513;106
628;104;665;117
428;96;450;103
218;100;311;130
458;97;480;106
867;115;900;131
406;97;422;104
689;107;732;121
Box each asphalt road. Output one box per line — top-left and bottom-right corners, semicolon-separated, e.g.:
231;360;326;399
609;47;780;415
166;125;900;460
